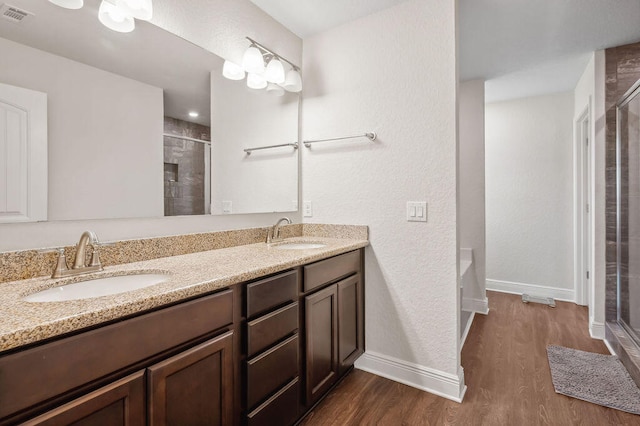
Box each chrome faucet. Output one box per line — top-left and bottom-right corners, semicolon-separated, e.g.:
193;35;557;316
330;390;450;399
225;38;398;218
45;231;106;278
266;217;291;244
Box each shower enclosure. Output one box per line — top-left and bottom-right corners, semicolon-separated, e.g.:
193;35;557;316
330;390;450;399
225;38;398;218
617;79;640;346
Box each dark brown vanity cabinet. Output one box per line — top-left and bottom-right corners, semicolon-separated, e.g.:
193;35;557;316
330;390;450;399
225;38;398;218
244;270;301;426
0;289;235;426
302;250;364;407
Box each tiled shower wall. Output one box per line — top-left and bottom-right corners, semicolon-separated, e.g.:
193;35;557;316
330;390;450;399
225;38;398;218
163;117;211;216
605;40;640;386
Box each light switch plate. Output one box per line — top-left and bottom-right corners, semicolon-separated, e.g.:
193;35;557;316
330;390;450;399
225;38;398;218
407;201;427;222
222;201;232;214
303;201;313;217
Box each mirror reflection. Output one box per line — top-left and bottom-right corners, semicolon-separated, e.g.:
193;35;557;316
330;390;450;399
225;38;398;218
0;0;298;221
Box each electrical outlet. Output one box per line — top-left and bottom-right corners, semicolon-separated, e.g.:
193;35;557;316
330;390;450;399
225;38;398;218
303;201;313;217
222;201;232;214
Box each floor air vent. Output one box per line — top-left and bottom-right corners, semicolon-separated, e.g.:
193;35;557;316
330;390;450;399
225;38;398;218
522;293;556;307
1;4;33;23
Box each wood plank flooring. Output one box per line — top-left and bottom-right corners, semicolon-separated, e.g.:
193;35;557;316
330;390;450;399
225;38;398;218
300;291;639;425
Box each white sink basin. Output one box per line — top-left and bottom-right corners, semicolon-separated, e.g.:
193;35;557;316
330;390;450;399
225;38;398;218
273;242;327;250
23;273;170;302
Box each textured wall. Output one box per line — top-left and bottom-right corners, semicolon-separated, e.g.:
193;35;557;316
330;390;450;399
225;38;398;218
302;0;460;380
486;92;575;297
0;0;303;252
459;80;487;305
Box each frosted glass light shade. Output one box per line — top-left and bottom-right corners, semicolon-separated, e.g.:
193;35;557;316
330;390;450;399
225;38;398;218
48;0;84;9
99;0;135;33
242;46;265;74
247;73;267;90
266;83;285;97
282;69;302;93
116;0;152;21
222;60;245;80
264;58;285;84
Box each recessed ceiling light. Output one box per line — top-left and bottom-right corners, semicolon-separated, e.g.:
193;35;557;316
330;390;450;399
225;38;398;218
188;111;199;118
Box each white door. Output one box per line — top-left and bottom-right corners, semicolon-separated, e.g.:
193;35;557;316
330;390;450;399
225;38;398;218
0;82;47;222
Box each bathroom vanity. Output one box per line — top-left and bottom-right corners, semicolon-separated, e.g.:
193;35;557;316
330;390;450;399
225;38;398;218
0;236;366;425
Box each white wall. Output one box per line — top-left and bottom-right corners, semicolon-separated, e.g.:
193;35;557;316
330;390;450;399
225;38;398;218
0;38;164;221
0;0;303;252
459;80;487;313
486;92;575;301
302;0;463;401
210;72;298;215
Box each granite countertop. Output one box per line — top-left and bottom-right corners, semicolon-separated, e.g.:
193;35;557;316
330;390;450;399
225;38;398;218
0;236;368;354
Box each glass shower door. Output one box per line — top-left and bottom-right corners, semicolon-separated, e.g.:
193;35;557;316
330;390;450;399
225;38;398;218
618;80;640;344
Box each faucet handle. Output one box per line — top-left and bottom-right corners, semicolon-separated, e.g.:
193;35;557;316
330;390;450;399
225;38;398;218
37;248;70;278
89;242;113;268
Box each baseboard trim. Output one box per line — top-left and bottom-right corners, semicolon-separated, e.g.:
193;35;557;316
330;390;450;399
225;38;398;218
460;312;475;348
354;351;466;402
486;279;575;302
462;296;489;314
590;320;605;340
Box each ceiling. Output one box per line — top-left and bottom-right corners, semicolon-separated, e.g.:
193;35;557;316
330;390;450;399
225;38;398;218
251;0;640;102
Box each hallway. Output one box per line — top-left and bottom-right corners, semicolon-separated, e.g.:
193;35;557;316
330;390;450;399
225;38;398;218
301;292;638;425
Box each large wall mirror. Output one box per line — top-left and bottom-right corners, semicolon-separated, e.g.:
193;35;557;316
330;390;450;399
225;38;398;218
0;0;299;221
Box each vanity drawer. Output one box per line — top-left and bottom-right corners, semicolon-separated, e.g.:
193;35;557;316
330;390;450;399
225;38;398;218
0;289;232;420
246;334;299;409
303;250;360;292
246;270;298;318
247;302;299;358
247;377;299;426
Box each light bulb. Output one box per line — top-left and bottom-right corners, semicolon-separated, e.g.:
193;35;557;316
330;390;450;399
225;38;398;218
247;73;267;90
264;57;285;84
48;0;84;9
242;46;265;74
222;60;245;81
282;69;302;93
99;0;135;32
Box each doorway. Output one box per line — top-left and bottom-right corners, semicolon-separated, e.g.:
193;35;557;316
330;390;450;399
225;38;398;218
575;107;592;308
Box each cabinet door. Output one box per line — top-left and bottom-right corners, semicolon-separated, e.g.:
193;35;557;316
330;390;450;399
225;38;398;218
22;371;145;426
338;274;364;374
305;284;338;405
148;331;234;426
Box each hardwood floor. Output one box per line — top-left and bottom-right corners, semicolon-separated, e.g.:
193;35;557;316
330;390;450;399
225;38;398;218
300;291;639;425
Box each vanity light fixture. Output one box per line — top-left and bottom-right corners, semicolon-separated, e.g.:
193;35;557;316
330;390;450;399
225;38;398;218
242;44;265;74
224;37;302;94
247;73;268;90
48;0;152;33
99;0;135;33
222;61;245;80
48;0;83;9
264;56;285;84
282;68;302;93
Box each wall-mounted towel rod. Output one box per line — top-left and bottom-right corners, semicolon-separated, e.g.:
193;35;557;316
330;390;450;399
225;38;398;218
244;142;299;155
303;132;377;148
163;133;211;145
